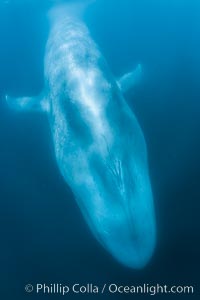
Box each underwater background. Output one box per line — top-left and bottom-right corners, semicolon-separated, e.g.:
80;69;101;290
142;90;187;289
0;0;200;299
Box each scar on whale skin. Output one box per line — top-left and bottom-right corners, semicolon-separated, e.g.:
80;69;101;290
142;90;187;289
5;1;156;269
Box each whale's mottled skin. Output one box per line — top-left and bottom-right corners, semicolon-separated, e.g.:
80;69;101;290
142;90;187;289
6;2;156;268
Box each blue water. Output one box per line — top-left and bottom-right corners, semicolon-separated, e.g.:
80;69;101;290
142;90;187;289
0;0;200;299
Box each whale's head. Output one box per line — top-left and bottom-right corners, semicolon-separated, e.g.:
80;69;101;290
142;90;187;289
46;0;97;23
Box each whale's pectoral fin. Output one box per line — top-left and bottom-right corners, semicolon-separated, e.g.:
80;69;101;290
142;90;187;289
5;92;49;113
118;63;143;94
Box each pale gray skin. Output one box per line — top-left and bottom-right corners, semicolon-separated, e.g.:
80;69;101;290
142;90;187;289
6;3;156;268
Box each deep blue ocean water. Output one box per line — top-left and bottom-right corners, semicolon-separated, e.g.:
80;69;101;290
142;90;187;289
0;0;200;299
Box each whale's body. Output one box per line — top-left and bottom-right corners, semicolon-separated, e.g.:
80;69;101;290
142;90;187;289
6;3;156;268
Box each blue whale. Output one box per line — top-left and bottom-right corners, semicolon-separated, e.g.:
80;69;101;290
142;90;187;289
6;1;156;268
